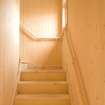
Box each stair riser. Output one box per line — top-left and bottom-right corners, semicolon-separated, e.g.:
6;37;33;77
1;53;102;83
21;72;66;81
15;98;70;105
18;83;68;94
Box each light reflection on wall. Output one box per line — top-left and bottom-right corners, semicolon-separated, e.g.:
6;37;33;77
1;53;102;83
62;8;66;29
62;0;67;30
21;0;62;38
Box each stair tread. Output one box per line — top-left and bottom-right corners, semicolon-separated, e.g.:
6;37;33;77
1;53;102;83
20;71;66;81
15;94;70;105
21;69;65;73
18;81;68;94
16;94;70;98
19;81;67;83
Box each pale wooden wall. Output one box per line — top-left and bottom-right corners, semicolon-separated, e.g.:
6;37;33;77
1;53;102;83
21;32;62;68
20;0;62;68
0;0;19;105
63;0;105;105
21;0;62;38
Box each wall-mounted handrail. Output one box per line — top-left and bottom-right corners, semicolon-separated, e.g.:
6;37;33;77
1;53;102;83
20;24;38;40
66;28;90;105
65;0;90;104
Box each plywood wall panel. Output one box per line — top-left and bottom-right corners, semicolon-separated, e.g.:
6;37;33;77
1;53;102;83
0;0;19;105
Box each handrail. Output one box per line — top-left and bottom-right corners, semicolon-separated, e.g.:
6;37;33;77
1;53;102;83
20;24;61;41
65;0;90;104
66;28;90;105
20;24;39;40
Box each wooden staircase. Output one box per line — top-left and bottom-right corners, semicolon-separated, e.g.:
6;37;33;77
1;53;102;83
14;69;70;105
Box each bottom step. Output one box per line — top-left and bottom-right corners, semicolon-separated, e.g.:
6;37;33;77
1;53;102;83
15;94;70;105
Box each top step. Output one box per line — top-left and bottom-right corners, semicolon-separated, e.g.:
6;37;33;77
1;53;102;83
20;69;66;81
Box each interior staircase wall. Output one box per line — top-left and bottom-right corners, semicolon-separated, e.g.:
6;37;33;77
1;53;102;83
20;33;62;68
20;0;62;68
0;0;20;105
62;0;105;105
20;0;62;37
62;31;84;105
